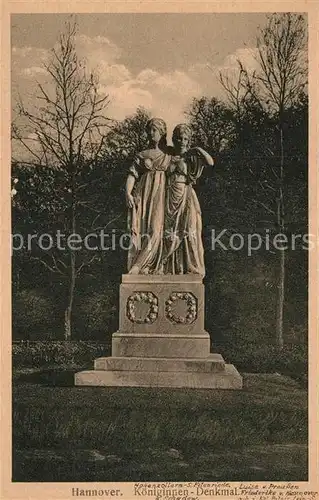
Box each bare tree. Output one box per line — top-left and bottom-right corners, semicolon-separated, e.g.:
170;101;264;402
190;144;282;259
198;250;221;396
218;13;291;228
220;13;307;349
219;62;251;128
13;19;111;340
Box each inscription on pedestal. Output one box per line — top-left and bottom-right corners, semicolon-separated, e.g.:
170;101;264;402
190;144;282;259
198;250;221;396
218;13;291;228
126;291;159;324
165;292;197;325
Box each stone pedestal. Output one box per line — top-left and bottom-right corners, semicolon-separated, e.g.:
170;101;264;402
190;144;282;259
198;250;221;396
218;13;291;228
75;275;242;389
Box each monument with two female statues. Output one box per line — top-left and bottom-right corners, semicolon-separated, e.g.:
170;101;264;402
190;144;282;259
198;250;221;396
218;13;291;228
75;118;242;389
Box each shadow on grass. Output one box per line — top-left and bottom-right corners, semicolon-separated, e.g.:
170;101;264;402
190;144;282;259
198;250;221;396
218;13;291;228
13;368;84;386
13;444;308;482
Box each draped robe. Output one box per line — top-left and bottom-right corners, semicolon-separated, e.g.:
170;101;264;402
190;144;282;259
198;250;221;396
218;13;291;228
163;152;206;276
127;149;171;274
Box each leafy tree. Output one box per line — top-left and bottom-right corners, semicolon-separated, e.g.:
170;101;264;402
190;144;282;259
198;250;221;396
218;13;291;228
186;97;236;154
104;107;151;158
94;106;152;230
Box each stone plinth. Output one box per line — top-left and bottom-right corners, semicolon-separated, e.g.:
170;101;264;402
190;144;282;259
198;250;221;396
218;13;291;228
94;353;225;372
112;333;210;358
75;274;243;389
75;364;242;389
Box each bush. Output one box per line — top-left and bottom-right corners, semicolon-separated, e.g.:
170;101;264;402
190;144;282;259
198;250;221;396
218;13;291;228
12;338;307;390
75;290;118;340
12;340;110;369
12;289;60;340
218;341;307;386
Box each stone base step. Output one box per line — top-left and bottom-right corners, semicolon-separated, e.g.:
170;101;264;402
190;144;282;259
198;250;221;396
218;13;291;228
74;364;242;389
112;331;210;358
94;353;225;373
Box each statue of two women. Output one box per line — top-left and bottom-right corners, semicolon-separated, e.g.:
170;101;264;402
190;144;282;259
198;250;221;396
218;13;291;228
125;118;214;276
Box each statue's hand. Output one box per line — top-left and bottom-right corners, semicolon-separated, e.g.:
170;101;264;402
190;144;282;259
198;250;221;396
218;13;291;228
188;146;204;156
184;147;198;160
187;147;214;166
126;193;135;209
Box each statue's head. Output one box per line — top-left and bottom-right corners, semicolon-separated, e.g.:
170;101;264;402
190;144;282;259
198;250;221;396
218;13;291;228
146;118;167;149
172;123;192;154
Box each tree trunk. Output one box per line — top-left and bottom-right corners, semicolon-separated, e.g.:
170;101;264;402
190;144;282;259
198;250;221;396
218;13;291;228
276;241;285;349
64;307;71;341
64;189;76;340
275;124;285;350
64;251;76;341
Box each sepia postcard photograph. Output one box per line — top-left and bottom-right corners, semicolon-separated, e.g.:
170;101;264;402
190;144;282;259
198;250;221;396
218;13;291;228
1;1;318;498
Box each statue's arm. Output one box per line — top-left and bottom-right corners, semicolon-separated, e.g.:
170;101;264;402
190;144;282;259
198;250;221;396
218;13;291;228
126;155;143;208
184;147;214;184
126;174;135;208
192;147;214;167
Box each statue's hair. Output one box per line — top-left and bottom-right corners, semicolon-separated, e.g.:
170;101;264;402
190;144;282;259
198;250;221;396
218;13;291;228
146;117;167;149
146;118;167;135
172;123;192;145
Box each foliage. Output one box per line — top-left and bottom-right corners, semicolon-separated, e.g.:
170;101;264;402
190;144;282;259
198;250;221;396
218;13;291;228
12;290;58;340
186;97;236;153
218;343;307;386
103;106;151;162
12;340;110;368
76;290;118;339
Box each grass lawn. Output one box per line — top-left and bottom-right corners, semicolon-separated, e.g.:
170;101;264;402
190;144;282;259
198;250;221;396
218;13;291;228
13;370;308;482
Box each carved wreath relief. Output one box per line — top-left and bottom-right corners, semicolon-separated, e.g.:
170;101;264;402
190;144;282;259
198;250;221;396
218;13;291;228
126;290;198;325
165;292;197;324
126;291;158;324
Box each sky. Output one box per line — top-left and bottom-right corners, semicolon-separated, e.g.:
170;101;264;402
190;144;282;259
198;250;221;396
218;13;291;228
11;13;268;140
